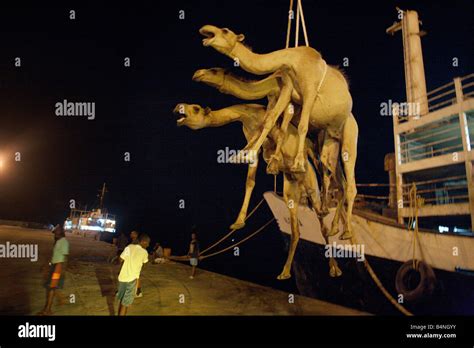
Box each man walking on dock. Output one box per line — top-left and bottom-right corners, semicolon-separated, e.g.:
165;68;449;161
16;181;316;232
116;234;150;316
38;224;69;315
188;232;200;279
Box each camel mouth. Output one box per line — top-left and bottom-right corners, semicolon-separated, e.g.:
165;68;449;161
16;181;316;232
177;117;186;126
173;106;187;126
200;27;216;46
192;70;205;81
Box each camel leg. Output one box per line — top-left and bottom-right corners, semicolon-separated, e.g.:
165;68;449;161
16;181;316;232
267;104;295;175
322;228;343;278
290;88;319;173
339;114;358;240
241;83;292;159
303;168;342;278
277;173;301;280
230;158;259;230
303;161;321;214
320;134;340;222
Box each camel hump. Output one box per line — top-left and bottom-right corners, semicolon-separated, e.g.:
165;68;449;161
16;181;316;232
329;66;350;87
290;45;320;56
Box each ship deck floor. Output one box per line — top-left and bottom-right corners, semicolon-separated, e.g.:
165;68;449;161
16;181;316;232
0;226;368;315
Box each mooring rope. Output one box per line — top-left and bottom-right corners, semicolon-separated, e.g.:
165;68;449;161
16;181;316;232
199;197;265;255
169;197;266;261
200;218;275;260
350;227;413;316
408;183;424;269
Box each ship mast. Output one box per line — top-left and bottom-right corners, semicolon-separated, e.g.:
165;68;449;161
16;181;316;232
386;8;428;116
98;183;107;211
386;9;474;229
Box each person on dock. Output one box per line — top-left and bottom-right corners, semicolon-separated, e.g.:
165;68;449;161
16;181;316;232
129;230;143;297
116;233;150;316
188;232;200;279
152;242;165;264
130;230;139;244
111;232;129;264
38;224;70;315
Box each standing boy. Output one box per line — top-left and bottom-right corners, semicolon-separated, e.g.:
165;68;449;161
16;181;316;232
129;230;143;297
116;234;150;315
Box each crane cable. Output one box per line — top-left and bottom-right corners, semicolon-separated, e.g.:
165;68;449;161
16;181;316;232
286;0;310;48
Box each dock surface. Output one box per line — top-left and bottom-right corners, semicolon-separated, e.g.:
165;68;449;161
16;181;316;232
0;226;368;315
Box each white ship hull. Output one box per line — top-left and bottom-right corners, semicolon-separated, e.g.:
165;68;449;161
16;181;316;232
264;191;474;314
263;191;474;273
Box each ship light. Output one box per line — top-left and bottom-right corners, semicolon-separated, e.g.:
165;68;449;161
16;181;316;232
438;225;449;233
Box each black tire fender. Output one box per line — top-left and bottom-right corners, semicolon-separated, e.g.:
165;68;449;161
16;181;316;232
395;260;436;302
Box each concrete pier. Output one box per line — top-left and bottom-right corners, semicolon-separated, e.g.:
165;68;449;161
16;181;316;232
0;226;367;315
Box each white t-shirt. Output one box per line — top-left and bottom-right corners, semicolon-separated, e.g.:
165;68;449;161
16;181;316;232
118;244;149;282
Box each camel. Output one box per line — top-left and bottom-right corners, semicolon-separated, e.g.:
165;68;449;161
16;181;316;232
173;103;342;279
198;26;357;239
192;67;358;239
199;25;349;166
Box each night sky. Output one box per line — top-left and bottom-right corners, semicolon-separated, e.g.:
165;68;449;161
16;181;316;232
0;1;472;286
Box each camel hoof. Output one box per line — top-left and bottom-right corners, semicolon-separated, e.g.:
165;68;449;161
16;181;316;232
290;163;306;173
230;222;245;230
290;154;306;173
320;206;330;217
339;230;353;240
266;161;279;175
277;273;291;280
329;265;343;278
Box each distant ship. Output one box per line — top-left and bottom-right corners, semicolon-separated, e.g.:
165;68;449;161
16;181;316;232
64;183;117;239
264;9;474;315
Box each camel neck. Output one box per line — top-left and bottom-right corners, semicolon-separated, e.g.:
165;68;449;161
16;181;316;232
207;107;246;127
208;105;261;130
230;43;290;75
221;74;278;100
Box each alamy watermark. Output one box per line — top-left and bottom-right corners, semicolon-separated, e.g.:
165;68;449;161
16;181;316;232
55;99;95;120
380;99;420;118
324;242;365;262
217;147;258;167
0;242;38;262
18;322;55;341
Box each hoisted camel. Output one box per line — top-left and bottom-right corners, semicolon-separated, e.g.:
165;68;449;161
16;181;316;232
192;67;358;239
174;103;342;279
199;25;357;239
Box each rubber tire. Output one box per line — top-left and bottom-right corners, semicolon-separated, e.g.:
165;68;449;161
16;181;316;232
395;260;436;303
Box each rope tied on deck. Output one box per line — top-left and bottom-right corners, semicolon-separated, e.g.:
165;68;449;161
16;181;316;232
408;183;424;268
169;197;268;262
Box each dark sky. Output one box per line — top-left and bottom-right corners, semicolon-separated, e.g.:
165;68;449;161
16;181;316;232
0;0;472;255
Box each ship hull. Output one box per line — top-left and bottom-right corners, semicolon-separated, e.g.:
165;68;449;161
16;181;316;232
263;191;474;315
283;234;474;315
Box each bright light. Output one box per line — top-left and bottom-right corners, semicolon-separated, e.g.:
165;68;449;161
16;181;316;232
438;225;449;233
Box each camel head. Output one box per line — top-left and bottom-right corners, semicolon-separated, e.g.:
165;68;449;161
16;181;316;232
173;103;212;129
199;25;245;55
192;68;227;89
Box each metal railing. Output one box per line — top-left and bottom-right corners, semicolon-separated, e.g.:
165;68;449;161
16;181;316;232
398;73;474;121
